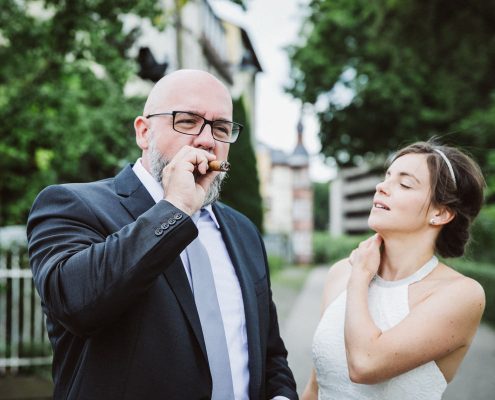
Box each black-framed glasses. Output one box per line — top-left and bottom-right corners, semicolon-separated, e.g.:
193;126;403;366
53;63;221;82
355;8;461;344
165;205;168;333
145;111;243;144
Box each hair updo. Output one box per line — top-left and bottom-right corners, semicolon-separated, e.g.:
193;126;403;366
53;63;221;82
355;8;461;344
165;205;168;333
392;140;485;258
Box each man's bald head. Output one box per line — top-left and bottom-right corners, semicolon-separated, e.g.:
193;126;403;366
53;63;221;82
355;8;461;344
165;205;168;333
134;68;233;203
143;69;232;117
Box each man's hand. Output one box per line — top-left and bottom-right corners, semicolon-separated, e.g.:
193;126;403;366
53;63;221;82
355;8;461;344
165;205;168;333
162;146;218;215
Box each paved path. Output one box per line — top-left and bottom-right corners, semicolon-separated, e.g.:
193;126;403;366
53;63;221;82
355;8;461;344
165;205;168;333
275;266;495;398
0;376;52;400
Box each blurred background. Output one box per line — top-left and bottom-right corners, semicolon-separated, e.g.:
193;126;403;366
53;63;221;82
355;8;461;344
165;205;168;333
1;0;494;398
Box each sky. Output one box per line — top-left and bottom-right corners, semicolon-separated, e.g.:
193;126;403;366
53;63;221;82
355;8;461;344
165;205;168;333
211;0;335;182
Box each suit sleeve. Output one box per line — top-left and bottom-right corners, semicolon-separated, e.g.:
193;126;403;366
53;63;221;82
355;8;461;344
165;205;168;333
259;232;299;400
27;185;196;337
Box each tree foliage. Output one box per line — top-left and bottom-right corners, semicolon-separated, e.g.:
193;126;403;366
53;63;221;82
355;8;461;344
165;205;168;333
288;0;495;200
313;181;329;231
221;97;263;232
229;0;248;10
0;0;164;225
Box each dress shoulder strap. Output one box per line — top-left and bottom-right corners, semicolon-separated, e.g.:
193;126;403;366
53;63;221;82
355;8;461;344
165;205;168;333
372;256;439;288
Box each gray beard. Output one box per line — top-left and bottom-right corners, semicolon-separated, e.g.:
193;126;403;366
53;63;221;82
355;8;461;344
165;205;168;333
148;137;226;207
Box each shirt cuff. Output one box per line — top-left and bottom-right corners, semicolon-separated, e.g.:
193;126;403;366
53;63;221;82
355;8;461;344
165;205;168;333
271;397;291;400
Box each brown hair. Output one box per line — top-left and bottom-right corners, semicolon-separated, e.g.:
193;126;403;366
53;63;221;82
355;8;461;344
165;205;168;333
392;140;485;258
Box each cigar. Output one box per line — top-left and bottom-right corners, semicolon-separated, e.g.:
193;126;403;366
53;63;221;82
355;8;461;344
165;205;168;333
208;160;230;172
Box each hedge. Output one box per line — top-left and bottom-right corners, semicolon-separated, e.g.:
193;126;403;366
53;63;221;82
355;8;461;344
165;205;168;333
466;204;495;263
313;231;369;265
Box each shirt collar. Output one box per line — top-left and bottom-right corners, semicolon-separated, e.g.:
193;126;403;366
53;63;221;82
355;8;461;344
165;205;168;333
132;158;164;203
199;204;220;229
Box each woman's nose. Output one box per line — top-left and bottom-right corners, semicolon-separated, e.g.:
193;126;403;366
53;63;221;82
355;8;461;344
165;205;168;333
376;180;389;195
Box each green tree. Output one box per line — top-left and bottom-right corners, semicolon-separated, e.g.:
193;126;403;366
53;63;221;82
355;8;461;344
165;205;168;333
0;0;256;226
288;0;495;195
313;181;329;231
221;97;263;232
0;0;162;225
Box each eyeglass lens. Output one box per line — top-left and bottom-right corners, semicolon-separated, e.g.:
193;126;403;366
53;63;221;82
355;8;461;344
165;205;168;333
173;112;239;143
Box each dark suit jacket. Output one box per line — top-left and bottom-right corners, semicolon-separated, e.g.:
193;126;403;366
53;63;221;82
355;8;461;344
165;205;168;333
27;165;297;400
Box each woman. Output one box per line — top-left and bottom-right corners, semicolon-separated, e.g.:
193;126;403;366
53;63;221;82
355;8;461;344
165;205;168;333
303;141;486;399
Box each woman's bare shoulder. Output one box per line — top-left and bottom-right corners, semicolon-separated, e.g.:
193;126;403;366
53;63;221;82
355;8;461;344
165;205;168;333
439;263;485;300
432;263;486;323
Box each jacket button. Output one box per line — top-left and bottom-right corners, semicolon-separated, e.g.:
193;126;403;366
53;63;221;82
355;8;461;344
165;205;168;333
160;222;169;230
168;218;176;225
154;228;163;236
174;212;183;220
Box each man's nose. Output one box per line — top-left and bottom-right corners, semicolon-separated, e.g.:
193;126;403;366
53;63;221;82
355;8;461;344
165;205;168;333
194;123;216;149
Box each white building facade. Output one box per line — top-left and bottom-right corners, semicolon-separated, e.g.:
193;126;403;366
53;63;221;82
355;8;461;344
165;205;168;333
329;165;382;235
257;121;314;264
122;0;262;129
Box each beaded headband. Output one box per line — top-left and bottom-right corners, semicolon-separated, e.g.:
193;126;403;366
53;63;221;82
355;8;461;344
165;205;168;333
433;148;457;188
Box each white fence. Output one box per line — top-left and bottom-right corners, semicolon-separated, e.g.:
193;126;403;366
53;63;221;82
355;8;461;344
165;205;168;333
0;228;52;375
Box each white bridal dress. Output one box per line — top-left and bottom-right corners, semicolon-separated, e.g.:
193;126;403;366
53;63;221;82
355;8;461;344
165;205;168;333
312;256;447;400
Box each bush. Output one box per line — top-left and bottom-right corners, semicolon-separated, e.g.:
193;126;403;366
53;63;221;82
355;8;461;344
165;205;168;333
267;255;285;276
313;231;370;265
467;204;495;264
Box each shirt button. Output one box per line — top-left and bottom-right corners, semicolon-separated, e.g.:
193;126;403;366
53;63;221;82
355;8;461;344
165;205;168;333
168;218;176;225
154;228;164;236
160;222;169;230
174;213;183;220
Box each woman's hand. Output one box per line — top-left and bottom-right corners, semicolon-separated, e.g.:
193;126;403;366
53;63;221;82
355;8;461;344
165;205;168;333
349;234;383;282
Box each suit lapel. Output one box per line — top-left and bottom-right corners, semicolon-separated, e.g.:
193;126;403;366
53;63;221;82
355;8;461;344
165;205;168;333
163;258;208;360
114;165;208;361
114;165;155;220
212;203;262;397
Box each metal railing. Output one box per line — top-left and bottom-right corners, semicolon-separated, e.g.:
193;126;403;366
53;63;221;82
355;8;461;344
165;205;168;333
0;245;52;374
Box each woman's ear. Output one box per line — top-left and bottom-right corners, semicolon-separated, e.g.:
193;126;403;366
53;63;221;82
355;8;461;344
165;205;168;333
135;116;150;150
430;206;455;226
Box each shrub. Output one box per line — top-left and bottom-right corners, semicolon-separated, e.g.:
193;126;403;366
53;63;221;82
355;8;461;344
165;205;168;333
267;255;285;275
313;231;370;265
467;204;495;264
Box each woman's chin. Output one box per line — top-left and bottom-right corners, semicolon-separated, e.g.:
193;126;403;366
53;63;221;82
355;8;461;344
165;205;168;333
367;216;377;231
367;218;383;234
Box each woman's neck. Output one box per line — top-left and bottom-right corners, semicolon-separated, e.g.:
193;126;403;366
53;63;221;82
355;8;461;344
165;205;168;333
378;234;436;281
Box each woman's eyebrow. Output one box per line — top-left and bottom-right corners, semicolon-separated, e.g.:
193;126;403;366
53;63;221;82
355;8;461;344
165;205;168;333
386;169;421;184
398;171;421;184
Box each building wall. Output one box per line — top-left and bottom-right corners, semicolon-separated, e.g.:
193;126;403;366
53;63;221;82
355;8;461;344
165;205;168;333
330;166;382;235
266;165;293;233
256;143;314;264
122;0;258;103
292;165;313;264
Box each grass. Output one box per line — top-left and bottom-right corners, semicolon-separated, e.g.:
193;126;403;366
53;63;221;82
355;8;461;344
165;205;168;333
270;265;312;328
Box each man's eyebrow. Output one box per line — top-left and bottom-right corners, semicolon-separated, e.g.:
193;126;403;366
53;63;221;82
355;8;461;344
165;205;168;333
180;110;231;121
179;109;203;116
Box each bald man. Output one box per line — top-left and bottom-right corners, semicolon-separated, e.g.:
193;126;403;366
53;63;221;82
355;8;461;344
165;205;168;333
27;70;298;400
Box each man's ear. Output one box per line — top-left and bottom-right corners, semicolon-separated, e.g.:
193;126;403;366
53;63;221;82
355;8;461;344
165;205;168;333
135;116;150;150
431;206;456;226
